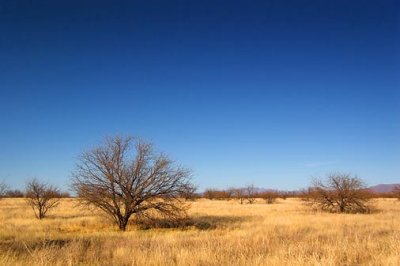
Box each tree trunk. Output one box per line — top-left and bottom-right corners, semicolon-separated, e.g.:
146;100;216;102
118;220;127;231
339;202;345;213
118;215;130;231
37;207;44;219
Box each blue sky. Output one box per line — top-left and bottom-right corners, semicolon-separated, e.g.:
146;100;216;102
1;0;399;191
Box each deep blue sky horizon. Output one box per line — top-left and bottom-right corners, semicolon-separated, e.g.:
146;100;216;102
1;0;399;191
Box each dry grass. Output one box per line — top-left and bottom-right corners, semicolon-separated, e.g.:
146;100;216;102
0;198;399;265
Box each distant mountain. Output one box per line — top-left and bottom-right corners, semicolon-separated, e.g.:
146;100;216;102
368;184;400;193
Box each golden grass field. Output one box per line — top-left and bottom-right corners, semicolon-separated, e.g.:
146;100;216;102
0;198;399;266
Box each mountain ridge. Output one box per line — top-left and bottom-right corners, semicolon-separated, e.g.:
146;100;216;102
367;183;399;193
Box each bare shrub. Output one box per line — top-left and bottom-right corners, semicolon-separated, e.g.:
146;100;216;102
0;181;8;199
279;191;288;200
309;173;371;213
245;184;256;204
4;189;24;198
232;188;246;204
261;191;279;204
203;188;233;200
225;188;236;199
203;189;218;200
72;136;193;231
299;187;316;202
25;178;61;219
230;186;257;204
180;185;197;201
58;191;71;198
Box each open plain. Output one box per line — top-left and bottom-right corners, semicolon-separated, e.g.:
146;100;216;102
0;198;399;266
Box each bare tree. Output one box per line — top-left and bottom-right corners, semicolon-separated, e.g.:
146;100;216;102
180;185;197;201
232;188;246;204
231;186;257;204
245;184;256;204
279;191;288;200
72;136;193;231
225;188;235;200
309;173;371;213
203;188;218;200
25;179;61;219
203;188;233;200
4;189;24;198
0;181;8;199
393;185;400;200
261;191;279;204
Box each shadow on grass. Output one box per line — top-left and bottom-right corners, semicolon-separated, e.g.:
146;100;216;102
46;213;95;220
0;238;79;254
134;215;248;230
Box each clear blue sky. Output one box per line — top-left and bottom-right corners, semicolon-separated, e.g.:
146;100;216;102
1;0;399;191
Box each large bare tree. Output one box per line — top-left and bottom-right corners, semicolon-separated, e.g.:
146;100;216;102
72;136;193;231
309;173;371;213
25;178;61;219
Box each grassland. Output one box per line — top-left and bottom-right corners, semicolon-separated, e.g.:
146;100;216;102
0;198;399;265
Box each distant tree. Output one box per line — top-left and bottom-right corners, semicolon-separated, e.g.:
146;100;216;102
299;187;316;201
232;188;246;204
225;188;235;200
180;185;197;201
261;191;279;204
279;191;288;200
72;136;193;231
231;185;257;204
309;173;371;213
203;189;232;200
25;178;61;219
0;181;8;199
393;185;400;200
5;189;24;198
58;191;71;198
203;189;217;200
245;184;256;204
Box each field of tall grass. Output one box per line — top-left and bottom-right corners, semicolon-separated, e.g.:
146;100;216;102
0;198;399;265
